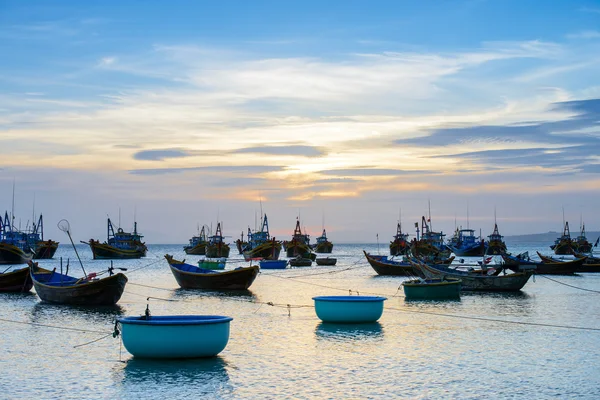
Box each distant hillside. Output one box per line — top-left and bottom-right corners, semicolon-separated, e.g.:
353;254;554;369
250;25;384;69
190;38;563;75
505;231;600;243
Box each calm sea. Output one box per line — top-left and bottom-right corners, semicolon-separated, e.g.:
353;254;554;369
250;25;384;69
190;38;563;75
1;243;599;399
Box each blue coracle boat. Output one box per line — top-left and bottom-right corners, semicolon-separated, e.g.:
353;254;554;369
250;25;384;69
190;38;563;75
312;296;386;323
259;259;288;269
117;315;233;358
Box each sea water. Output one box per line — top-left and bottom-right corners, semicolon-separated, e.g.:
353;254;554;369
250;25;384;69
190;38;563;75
1;243;599;399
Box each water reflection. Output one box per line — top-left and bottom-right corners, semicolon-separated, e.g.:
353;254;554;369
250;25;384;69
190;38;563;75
403;297;461;304
30;302;124;325
315;322;384;341
0;291;38;303
171;288;256;302
119;356;231;391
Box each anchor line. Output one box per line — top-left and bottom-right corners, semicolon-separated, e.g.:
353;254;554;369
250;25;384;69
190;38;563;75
0;316;109;334
538;275;600;294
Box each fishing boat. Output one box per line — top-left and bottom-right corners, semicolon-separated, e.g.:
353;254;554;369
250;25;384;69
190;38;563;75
259;259;288;269
410;216;450;258
390;222;410;256
535;252;586;275
313;229;334;254
570;251;600;272
363;250;454;276
205;223;231;258
86;218;147;259
165;254;259;290
500;252;581;275
283;219;315;259
316;257;337;266
574;224;593;253
235;231;248;255
486;223;507;255
412;261;532;291
27;215;59;259
0;211;33;264
184;226;208;255
402;278;461;300
289;256;313;267
550;221;574;255
117;313;233;359
446;228;487;257
241;214;282;261
30;260;128;305
0;266;33;292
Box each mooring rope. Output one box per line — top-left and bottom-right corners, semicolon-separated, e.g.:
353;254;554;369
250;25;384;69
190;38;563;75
538;275;600;294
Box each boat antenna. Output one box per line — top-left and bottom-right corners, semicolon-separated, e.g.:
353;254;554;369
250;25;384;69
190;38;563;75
494;206;497;226
57;219;87;278
118;207;121;230
376;233;380;254
562;206;565;228
466;201;470;230
11;179;15;231
428;199;432;231
32;192;36;233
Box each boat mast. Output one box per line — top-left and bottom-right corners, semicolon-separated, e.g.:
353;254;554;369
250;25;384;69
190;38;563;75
11;179;15;231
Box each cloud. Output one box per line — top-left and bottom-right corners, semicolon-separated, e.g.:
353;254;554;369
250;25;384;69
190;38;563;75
133;149;194;161
233;145;325;157
128;165;284;175
566;30;600;39
99;57;117;67
319;168;436;177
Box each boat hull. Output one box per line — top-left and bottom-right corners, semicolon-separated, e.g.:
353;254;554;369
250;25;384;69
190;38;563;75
243;240;281;261
184;244;206;255
316;257;337;266
313;296;386;323
259;260;288;269
447;244;486;257
89;242;146;259
314;241;333;254
285;242;314;258
414;262;532;291
205;243;230;258
0;267;33;292
289;258;313;267
552;242;573;255
167;257;259;290
31;268;128;305
33;240;59;259
533;252;585;275
118;315;232;358
0;243;33;265
402;279;461;300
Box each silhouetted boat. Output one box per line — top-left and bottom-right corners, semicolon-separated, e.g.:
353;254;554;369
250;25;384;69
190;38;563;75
390;222;410;256
500;252;583;275
241;214;282;261
165;254;259;290
283;219;315;259
412;261;532;291
27;215;59;259
550;221;574;255
574;224;593;253
184;225;208;255
410;216;450;258
205;223;231;258
314;229;334;254
0;211;33;264
316;257;337;266
86;218;147;259
486;223;507;255
235;231;248;255
363;250;454;276
29;260;128;305
0;267;33;292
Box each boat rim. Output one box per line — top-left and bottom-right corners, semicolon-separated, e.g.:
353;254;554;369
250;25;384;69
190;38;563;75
118;315;233;325
312;296;387;302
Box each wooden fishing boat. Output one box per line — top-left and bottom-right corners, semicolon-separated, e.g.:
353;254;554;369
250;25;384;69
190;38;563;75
574;224;593;253
235;231;248;255
412;261;532;291
363;250;454;277
0;212;33;264
314;229;334;254
283;219;315;259
241;215;282;261
0;267;33;292
550;221;575;255
402;278;461;300
289;256;313;267
535;252;586;275
27;215;59;259
316;257;337;266
29;261;128;305
486;223;507;255
184;226;208;255
390;222;410;256
205;223;231;258
410;216;451;258
570;251;600;272
165;254;259;290
86;218;147;259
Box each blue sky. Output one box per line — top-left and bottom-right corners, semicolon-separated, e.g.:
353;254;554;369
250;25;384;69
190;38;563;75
1;0;600;243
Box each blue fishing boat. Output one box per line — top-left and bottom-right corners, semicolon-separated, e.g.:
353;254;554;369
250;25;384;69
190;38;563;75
402;278;461;300
259;259;288;269
313;296;386;323
85;218;147;259
446;228;487;257
117;314;233;358
0;211;33;264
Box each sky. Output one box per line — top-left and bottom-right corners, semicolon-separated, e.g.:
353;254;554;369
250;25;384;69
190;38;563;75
1;0;600;244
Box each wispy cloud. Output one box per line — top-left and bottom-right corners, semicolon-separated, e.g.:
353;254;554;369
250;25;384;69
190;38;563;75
566;30;600;39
